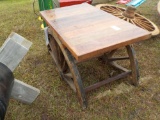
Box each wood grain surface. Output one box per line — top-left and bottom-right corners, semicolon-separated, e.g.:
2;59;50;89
0;32;32;71
40;3;151;62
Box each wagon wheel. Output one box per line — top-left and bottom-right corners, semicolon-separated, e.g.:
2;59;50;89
48;34;68;73
48;33;87;108
100;45;139;86
96;4;159;36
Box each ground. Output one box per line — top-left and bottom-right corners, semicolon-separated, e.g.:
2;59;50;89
0;0;160;120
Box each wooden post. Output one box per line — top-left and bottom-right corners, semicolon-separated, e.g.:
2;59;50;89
11;79;40;104
0;32;40;104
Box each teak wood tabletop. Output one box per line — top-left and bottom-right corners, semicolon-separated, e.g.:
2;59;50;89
40;3;151;62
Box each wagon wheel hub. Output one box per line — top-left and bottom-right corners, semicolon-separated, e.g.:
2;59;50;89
122;6;136;19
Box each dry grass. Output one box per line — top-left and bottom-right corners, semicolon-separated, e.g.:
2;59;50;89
0;0;160;119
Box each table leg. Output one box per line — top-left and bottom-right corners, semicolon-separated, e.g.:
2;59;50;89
126;45;139;86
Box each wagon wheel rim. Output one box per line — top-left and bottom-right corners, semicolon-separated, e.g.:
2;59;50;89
100;45;139;86
48;34;77;92
96;4;159;36
48;33;87;108
48;34;68;73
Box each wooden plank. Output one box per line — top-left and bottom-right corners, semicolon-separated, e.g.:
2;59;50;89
0;32;40;104
85;71;131;93
0;32;32;71
40;3;98;22
11;79;40;104
40;3;151;62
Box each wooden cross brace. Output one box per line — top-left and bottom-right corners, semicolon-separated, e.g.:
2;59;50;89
0;32;40;104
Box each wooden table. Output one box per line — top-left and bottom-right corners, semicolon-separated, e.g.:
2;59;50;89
40;3;151;108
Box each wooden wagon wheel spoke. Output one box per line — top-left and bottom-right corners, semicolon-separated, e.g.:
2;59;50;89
106;49;129;72
108;56;129;61
102;6;122;13
112;13;122;16
134;18;152;26
135;16;146;20
95;4;159;36
134;17;152;24
122;17;127;20
115;7;125;12
133;19;154;31
134;15;148;20
135;22;154;31
134;19;155;30
48;34;62;70
102;9;117;14
48;34;69;73
133;21;148;30
101;7;114;11
117;16;124;18
129;19;136;25
136;19;153;25
103;7;123;14
127;18;130;22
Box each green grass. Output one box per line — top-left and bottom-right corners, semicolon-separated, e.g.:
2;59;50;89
0;0;160;119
